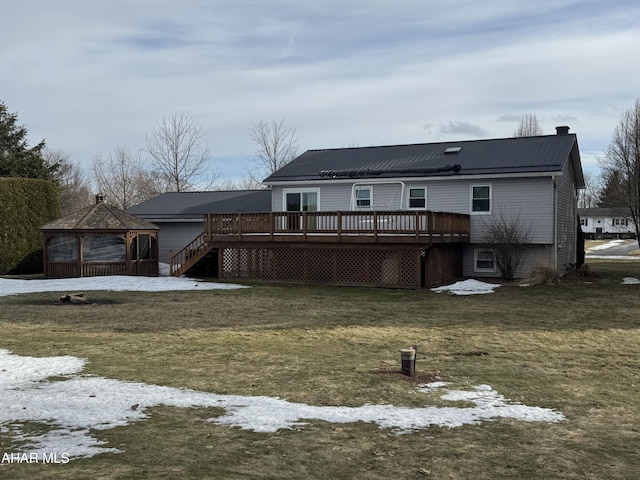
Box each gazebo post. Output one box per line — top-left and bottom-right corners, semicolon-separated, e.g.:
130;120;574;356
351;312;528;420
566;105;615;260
77;233;83;277
126;231;134;275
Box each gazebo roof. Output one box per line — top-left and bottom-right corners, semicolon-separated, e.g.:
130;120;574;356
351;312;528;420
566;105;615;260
41;200;159;231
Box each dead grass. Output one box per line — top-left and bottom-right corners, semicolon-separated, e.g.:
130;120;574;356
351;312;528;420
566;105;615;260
2;259;640;479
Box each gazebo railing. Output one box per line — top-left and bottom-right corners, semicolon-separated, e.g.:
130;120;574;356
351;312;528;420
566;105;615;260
82;262;127;277
44;261;158;278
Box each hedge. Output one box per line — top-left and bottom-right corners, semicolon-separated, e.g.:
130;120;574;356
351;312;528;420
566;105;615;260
0;177;60;274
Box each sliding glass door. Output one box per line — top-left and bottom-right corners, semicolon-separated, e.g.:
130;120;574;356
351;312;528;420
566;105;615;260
285;190;318;230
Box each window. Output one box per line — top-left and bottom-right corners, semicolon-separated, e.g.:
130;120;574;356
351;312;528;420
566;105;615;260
355;186;372;208
475;249;496;272
614;218;628;227
408;187;426;209
283;189;319;212
471;185;491;213
283;188;320;230
580;218;588;226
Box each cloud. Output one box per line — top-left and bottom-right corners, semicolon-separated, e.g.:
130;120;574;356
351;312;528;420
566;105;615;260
424;121;488;139
2;0;639;181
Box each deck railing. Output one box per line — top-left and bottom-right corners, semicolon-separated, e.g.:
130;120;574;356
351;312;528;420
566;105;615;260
203;210;470;240
170;232;209;276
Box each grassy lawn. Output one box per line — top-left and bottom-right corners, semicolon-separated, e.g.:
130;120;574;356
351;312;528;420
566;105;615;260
1;259;640;479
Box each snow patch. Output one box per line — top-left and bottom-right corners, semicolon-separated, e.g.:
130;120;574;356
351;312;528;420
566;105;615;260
430;279;500;295
622;277;640;285
0;350;565;460
0;275;246;298
587;240;626;251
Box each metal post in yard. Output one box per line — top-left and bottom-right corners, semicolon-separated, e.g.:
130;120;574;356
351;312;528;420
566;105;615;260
400;347;416;377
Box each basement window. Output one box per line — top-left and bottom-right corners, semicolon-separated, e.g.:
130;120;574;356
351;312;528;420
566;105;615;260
475;249;496;272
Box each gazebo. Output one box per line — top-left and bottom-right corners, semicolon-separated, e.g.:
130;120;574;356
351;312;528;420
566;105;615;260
41;195;160;278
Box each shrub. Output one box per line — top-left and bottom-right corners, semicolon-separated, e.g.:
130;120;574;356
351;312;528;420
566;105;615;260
525;265;559;286
0;177;59;274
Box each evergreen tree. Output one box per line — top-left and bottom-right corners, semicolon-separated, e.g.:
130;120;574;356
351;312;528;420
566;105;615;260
0;100;57;180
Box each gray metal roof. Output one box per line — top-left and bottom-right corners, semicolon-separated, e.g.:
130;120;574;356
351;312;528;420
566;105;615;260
127;190;272;219
578;208;630;217
263;133;583;185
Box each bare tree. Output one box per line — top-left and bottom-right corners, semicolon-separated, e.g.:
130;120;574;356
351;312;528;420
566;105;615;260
213;177;263;191
577;171;602;208
93;146;159;209
482;210;534;280
598;98;640;247
145;112;218;192
247;119;298;184
513;113;544;137
44;148;93;215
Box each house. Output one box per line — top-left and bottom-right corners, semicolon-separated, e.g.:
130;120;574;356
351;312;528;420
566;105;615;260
165;126;584;288
578;208;636;239
127;190;271;264
41;195;159;278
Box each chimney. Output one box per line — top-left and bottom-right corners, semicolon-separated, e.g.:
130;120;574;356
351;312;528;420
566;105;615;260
556;126;570;136
95;194;105;204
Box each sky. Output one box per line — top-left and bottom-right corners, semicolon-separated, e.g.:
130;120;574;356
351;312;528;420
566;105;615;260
2;0;640;185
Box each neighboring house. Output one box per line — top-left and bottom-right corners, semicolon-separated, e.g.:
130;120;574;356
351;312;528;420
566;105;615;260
165;126;584;288
578;208;636;239
127;190;271;264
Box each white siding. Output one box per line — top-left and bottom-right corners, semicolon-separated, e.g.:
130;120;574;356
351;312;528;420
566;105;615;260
580;216;635;235
463;245;553;279
154;221;203;264
555;159;579;273
273;177;554;244
272;183;351;211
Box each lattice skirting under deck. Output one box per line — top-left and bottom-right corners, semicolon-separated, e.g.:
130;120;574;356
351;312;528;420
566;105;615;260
218;245;425;288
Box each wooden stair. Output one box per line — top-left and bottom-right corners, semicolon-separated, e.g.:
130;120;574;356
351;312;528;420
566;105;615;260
170;233;216;276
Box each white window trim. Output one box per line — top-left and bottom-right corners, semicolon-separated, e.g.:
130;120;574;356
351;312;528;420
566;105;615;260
470;184;492;215
474;248;497;273
282;188;321;211
352;185;373;210
407;186;427;210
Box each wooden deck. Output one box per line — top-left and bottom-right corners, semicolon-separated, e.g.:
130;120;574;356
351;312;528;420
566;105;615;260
203;210;469;242
171;211;469;277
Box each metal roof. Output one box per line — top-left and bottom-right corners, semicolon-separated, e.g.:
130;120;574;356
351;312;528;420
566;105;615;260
127;190;272;219
41;202;159;231
578;208;630;217
263;133;583;185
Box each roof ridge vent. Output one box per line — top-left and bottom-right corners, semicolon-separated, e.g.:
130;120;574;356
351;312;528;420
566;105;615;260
444;146;461;154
